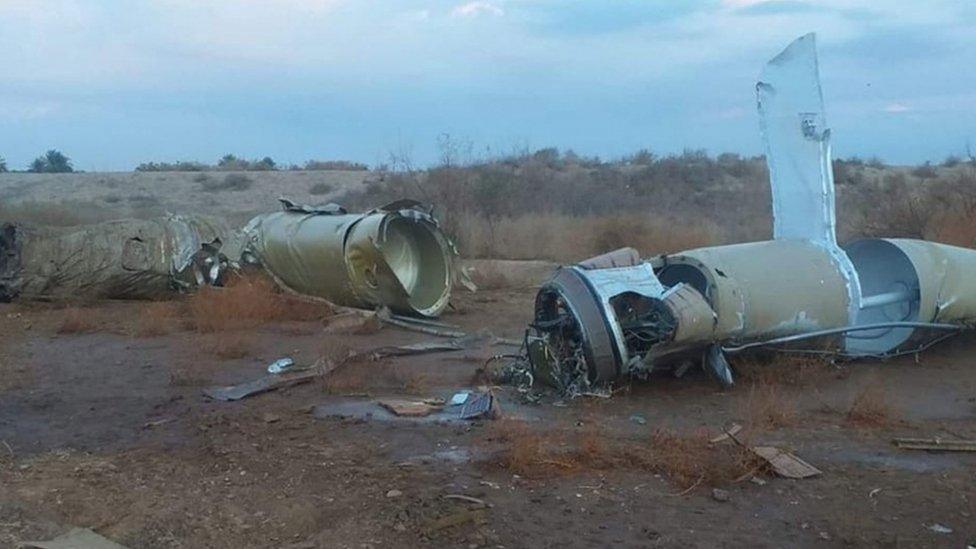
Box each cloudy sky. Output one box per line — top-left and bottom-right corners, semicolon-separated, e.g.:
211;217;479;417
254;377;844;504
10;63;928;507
2;0;975;170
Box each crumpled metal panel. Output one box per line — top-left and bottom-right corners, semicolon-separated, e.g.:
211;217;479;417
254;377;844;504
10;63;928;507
758;33;863;332
241;199;459;317
1;215;237;301
758;32;837;245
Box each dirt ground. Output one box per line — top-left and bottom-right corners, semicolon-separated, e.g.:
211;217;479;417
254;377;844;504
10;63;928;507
1;287;975;549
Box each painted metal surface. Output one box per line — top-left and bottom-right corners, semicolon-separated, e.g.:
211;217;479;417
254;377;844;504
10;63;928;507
659;239;850;341
527;32;976;392
1;215;237;301
758;33;836;246
241;200;457;317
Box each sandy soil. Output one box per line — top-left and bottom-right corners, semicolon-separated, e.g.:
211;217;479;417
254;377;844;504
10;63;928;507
1;287;974;549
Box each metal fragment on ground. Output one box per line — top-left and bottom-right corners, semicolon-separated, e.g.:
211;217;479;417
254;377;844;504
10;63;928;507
458;391;493;420
202;370;319;401
519;32;976;396
0;215;239;302
240;198;469;317
377;398;442;417
23;528;129;549
892;437;976;452
267;357;295;374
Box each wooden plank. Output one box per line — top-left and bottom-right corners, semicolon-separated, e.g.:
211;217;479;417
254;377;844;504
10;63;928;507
751;446;822;479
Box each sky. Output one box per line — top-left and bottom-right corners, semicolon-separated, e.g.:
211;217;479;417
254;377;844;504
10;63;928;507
2;0;975;171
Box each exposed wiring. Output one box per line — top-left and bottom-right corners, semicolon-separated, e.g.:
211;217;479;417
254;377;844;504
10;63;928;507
728;329;963;360
722;321;963;354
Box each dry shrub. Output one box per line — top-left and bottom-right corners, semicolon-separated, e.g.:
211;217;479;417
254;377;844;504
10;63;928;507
133;301;178;337
210;332;254;360
846;382;893;427
186;274;330;332
57;307;99;334
733;354;835;387
588;214;717;257
484;419;757;489
321;362;371;394
399;370;430;395
318;343;371;394
453;213;719;262
169;366;209;387
927;211;976;248
739;381;797;429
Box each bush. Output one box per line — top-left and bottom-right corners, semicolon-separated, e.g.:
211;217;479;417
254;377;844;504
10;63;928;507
304;160;369;171
217;154;278;171
28;150;73;173
201;173;253;192
136;161;208;172
911;162;938;180
943;155;962;168
0;157;7;172
308;182;334;195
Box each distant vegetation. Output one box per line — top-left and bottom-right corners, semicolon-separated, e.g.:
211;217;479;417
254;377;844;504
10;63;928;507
199;173;253;192
135;155;368;172
333;142;976;259
3;142;974;261
28;150;73;173
308;182;334;195
298;160;368;171
0;157;7;173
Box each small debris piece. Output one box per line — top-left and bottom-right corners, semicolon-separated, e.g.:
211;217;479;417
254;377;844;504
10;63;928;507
927;523;952;534
629;414;647;426
751;446;822;479
386;489;403;498
378;399;441;417
749;476;767;486
202;371;319;401
893;437;976;452
23;528;129;549
443;494;489;507
141;417;174;430
263;412;282;423
711;488;730;502
709;423;743;444
459;391;493;420
267;357;295;374
450;392;471;406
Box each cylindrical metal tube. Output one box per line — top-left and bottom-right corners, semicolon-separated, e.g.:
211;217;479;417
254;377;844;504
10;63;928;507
241;203;455;317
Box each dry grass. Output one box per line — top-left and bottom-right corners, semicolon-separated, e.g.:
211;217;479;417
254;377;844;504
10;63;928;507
57;307;99;334
484;419;760;489
846;381;894;427
738;381;798;429
0;200;116;227
454;213;720;262
733;354;837;387
169;366;210;387
132;301;179;337
210;332;254;360
927;211;976;248
186;274;330;332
